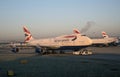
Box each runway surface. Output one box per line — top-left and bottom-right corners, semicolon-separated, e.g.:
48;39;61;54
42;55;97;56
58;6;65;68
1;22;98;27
0;47;120;77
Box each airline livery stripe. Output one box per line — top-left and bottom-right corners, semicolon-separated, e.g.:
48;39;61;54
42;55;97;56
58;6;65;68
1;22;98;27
25;35;32;42
23;27;30;34
64;35;75;38
74;30;80;34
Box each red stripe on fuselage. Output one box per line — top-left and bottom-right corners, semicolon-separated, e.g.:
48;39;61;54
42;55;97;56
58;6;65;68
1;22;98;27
64;35;75;38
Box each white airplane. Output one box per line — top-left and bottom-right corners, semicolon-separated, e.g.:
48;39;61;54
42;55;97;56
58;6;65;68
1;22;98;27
11;26;92;53
92;31;119;47
73;29;119;47
101;31;119;45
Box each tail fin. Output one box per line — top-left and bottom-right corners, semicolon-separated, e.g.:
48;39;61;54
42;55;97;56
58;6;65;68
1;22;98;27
73;29;80;34
102;31;109;38
23;26;34;42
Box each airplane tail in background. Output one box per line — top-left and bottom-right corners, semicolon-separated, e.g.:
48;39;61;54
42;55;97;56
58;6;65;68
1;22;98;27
23;26;34;42
102;31;109;38
73;29;81;34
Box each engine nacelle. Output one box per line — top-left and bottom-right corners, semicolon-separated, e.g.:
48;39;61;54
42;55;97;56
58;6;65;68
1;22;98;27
35;47;43;53
11;47;19;53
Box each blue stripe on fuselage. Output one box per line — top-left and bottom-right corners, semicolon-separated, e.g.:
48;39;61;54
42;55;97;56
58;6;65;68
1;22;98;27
57;46;88;51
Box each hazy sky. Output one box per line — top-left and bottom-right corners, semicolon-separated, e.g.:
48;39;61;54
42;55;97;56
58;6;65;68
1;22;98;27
0;0;120;41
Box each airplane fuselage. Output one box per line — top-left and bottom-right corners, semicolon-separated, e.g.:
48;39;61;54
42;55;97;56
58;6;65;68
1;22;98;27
92;37;117;46
27;35;92;50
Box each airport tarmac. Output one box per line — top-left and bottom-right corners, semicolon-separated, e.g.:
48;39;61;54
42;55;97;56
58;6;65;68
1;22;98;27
0;47;120;77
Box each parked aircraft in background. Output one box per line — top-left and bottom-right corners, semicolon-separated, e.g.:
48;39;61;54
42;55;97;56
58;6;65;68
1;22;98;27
11;26;92;54
92;31;119;47
0;42;10;48
102;31;109;38
101;31;119;45
73;29;119;47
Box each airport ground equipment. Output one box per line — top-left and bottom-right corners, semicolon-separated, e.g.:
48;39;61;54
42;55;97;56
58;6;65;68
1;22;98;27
73;49;93;55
